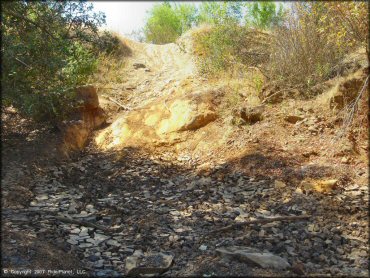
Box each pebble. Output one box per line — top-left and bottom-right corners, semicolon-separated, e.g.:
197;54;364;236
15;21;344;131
88;255;100;262
199;245;208;251
70;228;81;234
94;260;104;268
106;239;120;247
67;239;78;245
79;243;93;248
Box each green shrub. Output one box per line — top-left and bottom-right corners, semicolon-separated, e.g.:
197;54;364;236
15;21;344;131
1;1;106;123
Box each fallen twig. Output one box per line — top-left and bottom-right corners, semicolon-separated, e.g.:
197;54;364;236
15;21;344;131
108;97;131;111
14;57;31;68
207;215;311;236
54;216;122;232
261;86;300;104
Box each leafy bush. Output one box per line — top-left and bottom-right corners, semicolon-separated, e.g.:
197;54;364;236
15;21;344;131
266;2;367;91
1;1;107;122
315;2;368;52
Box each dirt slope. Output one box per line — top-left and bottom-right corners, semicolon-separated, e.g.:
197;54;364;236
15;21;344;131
100;37;197;110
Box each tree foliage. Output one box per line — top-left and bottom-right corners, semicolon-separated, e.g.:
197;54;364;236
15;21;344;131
144;2;200;44
245;2;285;29
197;1;243;25
2;1;107;122
144;3;181;44
174;3;198;33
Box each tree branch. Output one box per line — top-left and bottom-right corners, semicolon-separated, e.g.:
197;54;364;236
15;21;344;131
206;215;311;236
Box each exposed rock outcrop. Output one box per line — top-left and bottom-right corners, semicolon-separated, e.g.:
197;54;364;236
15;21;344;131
61;85;107;155
95;88;220;150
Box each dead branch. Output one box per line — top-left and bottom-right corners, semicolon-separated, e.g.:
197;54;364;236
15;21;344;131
108;97;131;111
261;86;300;104
53;216;122;232
14;57;31;68
207;215;311;236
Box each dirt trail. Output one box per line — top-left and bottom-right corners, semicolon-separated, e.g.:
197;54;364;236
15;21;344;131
100;38;197;113
2;39;369;277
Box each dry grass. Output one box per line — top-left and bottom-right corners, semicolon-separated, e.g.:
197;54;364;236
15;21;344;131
88;32;132;94
190;24;270;76
89;54;127;87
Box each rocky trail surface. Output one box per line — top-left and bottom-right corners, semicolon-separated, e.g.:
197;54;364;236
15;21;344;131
2;39;369;277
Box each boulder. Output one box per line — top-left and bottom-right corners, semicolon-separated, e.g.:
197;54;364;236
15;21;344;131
76;85;99;110
240;106;264;124
300;179;338;193
329;68;368;110
75;85;107;129
61;85;107;154
81;107;107;130
95;88;220;149
61;120;90;153
159;90;219;133
233;105;264;125
284;115;304;124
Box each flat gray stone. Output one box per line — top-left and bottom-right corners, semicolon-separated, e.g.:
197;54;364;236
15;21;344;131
216;246;291;270
86;238;100;245
106;239;120;247
70;228;81;234
79;243;93;248
67;239;78;245
79;227;89;237
36;195;49;201
94;233;110;242
126;252;174;276
199;245;208;251
69;235;82;241
9;214;29;222
88;255;100;262
94;260;104;269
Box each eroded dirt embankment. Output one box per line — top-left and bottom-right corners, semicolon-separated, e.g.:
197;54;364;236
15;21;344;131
2;36;369;277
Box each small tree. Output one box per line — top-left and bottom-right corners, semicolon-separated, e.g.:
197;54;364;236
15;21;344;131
144;3;182;44
144;2;198;44
245;2;285;29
